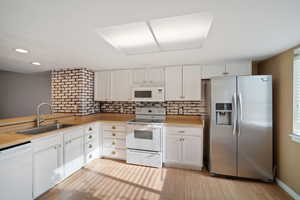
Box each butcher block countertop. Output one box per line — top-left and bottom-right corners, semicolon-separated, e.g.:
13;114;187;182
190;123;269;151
0;113;204;149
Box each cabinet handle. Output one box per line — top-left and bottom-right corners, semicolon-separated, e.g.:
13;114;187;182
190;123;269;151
223;72;229;75
112;126;116;130
89;154;92;159
112;151;116;155
88;135;93;139
112;133;116;136
178;130;185;133
89;127;92;131
112;141;116;145
180;96;185;99
88;144;93;148
54;146;57;150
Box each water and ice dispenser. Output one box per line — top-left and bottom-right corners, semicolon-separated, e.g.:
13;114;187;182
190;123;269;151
215;103;232;125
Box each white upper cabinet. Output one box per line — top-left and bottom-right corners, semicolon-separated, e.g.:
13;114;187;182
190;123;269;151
225;61;252;76
202;61;252;79
202;64;226;79
165;65;201;101
111;70;132;101
147;68;164;85
132;68;146;85
182;65;201;100
165;66;182;101
95;71;111;101
132;68;164;86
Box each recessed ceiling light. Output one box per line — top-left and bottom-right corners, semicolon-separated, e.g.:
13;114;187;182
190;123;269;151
15;48;29;54
31;62;41;66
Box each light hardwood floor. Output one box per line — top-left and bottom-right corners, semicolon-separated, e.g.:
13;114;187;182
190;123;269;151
38;159;291;200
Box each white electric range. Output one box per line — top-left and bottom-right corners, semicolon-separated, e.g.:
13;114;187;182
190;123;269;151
126;107;166;168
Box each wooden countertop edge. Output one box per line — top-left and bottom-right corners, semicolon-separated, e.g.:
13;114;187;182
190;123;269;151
0;113;75;127
0;113;204;149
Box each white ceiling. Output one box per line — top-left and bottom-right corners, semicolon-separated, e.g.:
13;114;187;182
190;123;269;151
0;0;299;73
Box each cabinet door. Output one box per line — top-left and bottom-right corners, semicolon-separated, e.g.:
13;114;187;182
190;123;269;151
95;71;111;101
111;70;132;101
182;136;203;167
132;68;146;85
64;136;84;178
225;61;252;76
183;66;201;100
165;66;182;100
147;68;164;85
165;135;182;163
33;145;62;198
202;64;226;79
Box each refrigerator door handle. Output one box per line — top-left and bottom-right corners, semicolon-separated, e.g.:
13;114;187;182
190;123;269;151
232;92;237;135
238;92;243;136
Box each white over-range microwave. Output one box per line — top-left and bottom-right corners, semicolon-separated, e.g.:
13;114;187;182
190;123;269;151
132;87;164;101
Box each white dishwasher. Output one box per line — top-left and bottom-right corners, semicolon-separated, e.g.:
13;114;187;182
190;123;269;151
0;142;33;200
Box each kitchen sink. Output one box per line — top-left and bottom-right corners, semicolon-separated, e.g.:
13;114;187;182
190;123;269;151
17;123;75;135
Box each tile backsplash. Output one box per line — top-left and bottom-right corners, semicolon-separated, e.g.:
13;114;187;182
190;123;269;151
51;68;100;115
99;101;208;115
51;68;208;116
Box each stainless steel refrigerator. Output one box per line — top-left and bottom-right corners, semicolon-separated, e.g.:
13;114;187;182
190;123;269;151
209;75;273;181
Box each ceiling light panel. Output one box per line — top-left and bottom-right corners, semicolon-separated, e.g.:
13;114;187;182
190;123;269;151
97;22;160;55
149;13;213;51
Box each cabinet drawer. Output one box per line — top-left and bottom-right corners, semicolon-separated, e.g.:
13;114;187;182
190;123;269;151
165;127;203;137
85;131;98;143
63;127;84;142
32;134;62;153
86;150;99;164
103;138;126;149
102;148;126;160
103;130;126;139
127;150;162;168
103;124;126;132
85;123;98;134
85;139;98;154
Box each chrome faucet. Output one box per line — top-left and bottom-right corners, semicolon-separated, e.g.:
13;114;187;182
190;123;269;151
36;102;53;127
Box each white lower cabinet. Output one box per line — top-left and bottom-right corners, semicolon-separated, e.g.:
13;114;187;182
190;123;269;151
164;126;203;170
181;136;203;166
63;127;85;178
84;123;100;164
32;134;63;199
165;135;181;163
102;122;126;160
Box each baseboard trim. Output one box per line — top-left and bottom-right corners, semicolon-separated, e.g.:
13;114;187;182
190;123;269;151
164;162;203;171
276;178;300;200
